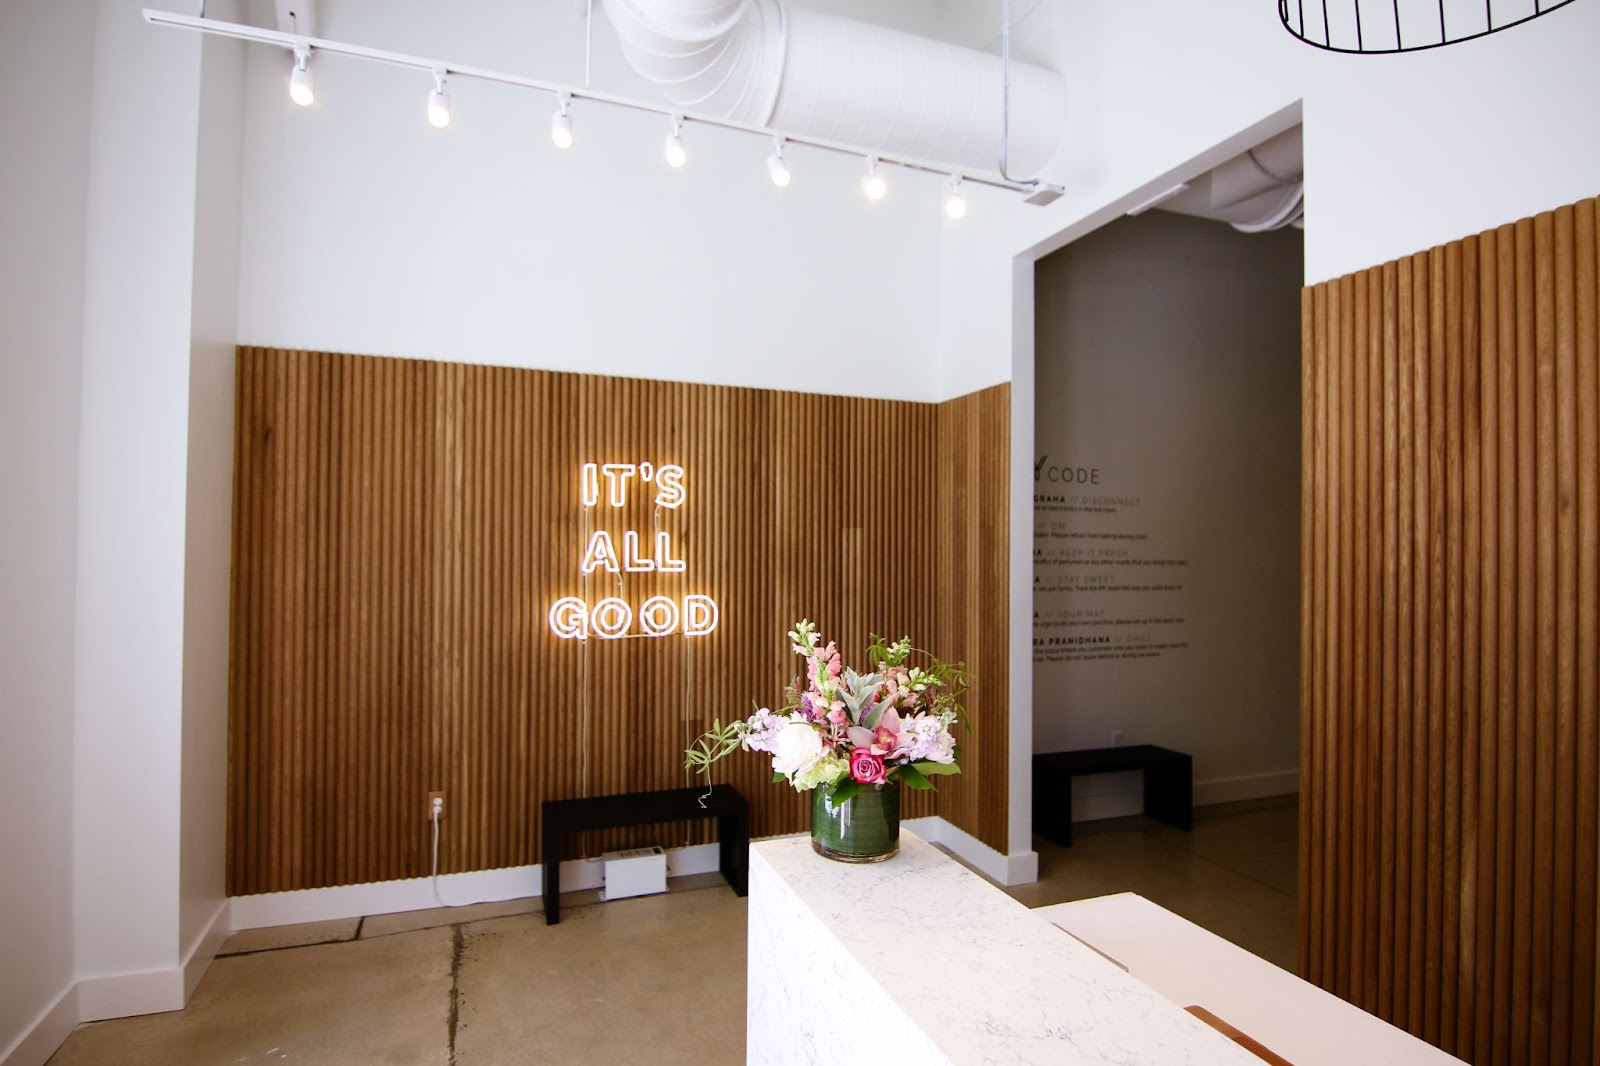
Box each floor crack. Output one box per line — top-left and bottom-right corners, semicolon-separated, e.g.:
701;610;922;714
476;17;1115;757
447;923;464;1065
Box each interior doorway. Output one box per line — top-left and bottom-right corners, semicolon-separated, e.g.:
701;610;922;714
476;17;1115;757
1021;127;1305;965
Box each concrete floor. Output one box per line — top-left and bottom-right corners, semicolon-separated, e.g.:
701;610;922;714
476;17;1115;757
48;797;1296;1065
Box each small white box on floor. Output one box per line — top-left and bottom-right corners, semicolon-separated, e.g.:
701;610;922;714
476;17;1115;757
600;846;667;900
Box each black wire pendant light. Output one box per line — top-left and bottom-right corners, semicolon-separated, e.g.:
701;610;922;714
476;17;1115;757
1279;0;1579;53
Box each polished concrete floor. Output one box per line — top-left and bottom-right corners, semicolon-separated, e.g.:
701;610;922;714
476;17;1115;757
48;797;1296;1065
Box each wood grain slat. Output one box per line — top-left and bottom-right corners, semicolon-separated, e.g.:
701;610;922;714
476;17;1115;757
1300;194;1600;1064
1573;196;1599;1066
229;352;1010;894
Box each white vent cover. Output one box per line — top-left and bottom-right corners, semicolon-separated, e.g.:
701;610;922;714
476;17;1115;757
601;845;668;900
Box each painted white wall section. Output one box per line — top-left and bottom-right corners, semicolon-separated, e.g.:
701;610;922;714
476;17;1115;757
0;3;95;1061
234;0;943;400
72;0;205;1005
1017;0;1599;287
1032;213;1302;814
179;19;246;969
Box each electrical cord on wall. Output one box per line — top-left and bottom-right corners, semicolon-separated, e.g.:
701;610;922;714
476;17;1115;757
429;801;487;909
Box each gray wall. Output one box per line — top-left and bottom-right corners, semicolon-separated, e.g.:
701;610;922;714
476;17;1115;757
1032;210;1302;817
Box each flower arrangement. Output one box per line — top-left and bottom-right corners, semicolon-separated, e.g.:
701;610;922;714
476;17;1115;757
686;619;969;808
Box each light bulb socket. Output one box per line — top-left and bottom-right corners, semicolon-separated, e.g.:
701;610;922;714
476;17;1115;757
551;110;574;149
862;156;886;201
767;137;790;188
288;51;315;107
427;88;451;128
427;67;451;128
944;178;967;219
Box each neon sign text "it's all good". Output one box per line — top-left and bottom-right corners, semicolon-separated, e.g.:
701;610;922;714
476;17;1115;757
547;462;719;640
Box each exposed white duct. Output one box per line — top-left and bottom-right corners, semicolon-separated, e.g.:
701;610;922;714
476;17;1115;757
1208;126;1302;211
601;0;1066;176
1155;125;1305;234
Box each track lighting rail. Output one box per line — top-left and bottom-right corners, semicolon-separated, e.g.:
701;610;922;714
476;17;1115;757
142;9;1062;208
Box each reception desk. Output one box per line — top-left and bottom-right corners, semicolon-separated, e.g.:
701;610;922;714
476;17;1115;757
747;831;1263;1064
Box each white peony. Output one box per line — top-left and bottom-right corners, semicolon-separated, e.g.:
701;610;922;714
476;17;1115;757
770;720;825;776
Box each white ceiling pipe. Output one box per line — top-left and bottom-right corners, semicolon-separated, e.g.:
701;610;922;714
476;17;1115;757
603;0;785;121
1207;125;1304;211
603;0;1066;176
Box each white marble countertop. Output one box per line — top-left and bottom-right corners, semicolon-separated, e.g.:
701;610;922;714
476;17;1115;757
1040;894;1466;1065
748;831;1264;1065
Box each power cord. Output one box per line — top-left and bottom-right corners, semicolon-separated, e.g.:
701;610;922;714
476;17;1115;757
429;800;484;909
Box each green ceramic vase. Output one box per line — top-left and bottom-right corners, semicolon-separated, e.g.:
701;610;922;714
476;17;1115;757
810;779;900;862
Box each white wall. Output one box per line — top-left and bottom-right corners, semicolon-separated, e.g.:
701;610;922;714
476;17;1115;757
1032;212;1303;813
0;4;95;1061
234;0;944;400
1025;0;1600;286
935;0;1598;855
941;0;1600;394
179;21;246;977
72;0;212;1018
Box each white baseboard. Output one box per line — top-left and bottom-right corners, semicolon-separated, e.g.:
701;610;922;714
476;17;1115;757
1070;769;1299;824
2;904;234;1062
73;900;233;1025
226;819;1051;930
906;816;1039;887
76;966;184;1023
1192;770;1299;807
182;900;231;1001
0;982;78;1066
229;843;724;930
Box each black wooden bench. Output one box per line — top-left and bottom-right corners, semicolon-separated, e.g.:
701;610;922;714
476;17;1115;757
1033;745;1192;846
541;784;748;925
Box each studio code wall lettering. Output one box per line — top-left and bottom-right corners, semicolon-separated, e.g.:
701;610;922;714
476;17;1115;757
1030;456;1190;665
547;461;720;640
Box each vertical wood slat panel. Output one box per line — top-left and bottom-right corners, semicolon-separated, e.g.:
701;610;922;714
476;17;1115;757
1299;284;1312;979
228;355;1009;894
1573;196;1599;1066
1300;193;1600;1064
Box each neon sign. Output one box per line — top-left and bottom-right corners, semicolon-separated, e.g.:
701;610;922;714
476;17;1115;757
548;462;718;641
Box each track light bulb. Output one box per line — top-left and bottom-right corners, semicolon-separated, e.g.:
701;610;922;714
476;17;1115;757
288;47;314;107
664;117;686;168
426;69;451;128
944;178;967;220
767;137;791;188
862;156;886;201
551;94;574;149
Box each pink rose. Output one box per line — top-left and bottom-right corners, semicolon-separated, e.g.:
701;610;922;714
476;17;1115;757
848;747;887;785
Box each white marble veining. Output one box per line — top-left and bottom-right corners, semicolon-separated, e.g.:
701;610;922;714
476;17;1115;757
747;831;1263;1065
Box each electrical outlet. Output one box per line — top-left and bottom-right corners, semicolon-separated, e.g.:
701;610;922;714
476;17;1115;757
428;791;446;821
1111;730;1125;748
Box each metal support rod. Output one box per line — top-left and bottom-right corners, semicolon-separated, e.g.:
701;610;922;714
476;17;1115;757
142;8;1051;200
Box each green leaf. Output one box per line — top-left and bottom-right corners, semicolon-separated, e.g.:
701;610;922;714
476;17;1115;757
828;778;865;805
910;760;961;777
897;764;934;790
773;771;788;783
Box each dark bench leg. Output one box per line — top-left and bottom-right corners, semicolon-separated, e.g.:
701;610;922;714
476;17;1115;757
1144;757;1193;832
1033;765;1075;847
719;810;749;896
543;824;562;925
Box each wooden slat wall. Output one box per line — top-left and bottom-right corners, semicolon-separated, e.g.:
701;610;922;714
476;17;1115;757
1300;195;1600;1064
229;348;1009;895
933;385;1013;848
